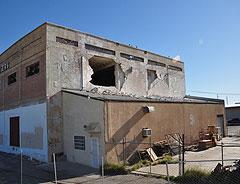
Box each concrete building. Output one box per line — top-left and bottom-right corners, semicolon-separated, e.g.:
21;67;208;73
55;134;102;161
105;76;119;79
225;105;240;136
0;23;226;168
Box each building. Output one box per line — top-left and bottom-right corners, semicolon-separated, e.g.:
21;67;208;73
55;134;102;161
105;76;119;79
0;23;226;168
225;105;240;136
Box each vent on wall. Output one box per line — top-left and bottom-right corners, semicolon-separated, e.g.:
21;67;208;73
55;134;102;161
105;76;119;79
168;65;182;71
74;136;85;150
85;44;115;55
142;128;152;137
120;53;144;62
56;37;78;47
148;60;166;67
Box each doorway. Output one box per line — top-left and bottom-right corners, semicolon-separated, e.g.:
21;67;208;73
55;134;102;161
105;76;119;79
90;137;100;168
217;115;224;137
10;116;20;147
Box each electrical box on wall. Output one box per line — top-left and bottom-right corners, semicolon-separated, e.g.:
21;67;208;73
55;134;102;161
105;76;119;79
142;128;152;137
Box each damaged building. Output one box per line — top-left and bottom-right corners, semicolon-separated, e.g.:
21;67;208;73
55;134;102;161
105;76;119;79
0;22;226;168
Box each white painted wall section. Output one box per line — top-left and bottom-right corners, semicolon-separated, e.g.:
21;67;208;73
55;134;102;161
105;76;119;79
0;103;48;162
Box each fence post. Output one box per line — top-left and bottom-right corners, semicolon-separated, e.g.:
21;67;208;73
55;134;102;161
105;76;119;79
166;162;170;183
20;149;23;184
122;137;125;165
53;153;58;184
101;156;104;184
178;144;182;176
182;134;185;175
149;136;152;174
221;142;224;167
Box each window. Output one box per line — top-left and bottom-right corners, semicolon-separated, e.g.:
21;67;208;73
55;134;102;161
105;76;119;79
148;60;166;67
56;37;78;47
85;44;115;55
120;53;144;62
0;62;10;73
26;62;39;77
8;72;17;85
168;65;182;72
74;136;85;150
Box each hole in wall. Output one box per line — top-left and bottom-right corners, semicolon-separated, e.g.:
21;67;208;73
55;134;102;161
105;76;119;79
89;56;116;87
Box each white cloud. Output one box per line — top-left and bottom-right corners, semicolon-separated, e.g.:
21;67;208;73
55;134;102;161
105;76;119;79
173;55;181;62
198;39;204;45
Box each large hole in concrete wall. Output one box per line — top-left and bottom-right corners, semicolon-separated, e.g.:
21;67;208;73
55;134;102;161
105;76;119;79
89;56;116;87
147;69;158;90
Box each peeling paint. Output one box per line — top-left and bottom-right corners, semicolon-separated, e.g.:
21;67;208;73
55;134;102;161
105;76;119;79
21;127;43;149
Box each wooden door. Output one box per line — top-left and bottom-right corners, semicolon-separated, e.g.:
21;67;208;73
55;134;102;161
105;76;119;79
10;117;20;147
217;115;224;137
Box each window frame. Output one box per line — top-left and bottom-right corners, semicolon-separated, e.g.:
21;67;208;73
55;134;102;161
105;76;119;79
8;72;17;85
26;62;40;78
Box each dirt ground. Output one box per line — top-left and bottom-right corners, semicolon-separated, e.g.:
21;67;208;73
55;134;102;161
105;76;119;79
0;151;167;184
137;137;240;176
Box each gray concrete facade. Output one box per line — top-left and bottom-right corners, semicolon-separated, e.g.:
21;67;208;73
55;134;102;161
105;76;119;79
46;23;185;99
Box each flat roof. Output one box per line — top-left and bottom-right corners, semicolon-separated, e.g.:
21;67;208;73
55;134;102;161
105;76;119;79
0;22;182;64
62;88;224;104
225;105;240;109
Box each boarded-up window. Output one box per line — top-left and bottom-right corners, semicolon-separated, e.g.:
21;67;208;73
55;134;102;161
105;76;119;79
26;62;39;77
74;136;85;150
8;72;17;85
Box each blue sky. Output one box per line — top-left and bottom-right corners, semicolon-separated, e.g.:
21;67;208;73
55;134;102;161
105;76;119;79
0;0;239;104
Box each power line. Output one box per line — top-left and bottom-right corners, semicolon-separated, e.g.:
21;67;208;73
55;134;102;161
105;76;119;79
187;90;240;96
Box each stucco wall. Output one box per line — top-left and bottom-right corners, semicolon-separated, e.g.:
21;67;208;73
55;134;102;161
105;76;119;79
62;92;105;168
105;101;226;163
0;103;48;162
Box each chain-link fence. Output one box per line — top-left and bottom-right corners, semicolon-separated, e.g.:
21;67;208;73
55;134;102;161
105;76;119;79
0;136;240;183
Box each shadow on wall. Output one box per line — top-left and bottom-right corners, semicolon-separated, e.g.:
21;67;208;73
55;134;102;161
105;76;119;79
119;131;148;164
106;107;147;162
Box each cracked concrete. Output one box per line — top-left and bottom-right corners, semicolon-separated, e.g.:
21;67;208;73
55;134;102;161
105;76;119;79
46;23;185;99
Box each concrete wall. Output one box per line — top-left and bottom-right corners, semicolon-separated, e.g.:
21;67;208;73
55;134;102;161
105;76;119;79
46;23;185;99
62;92;105;168
0;103;48;162
105;101;226;163
47;92;63;161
